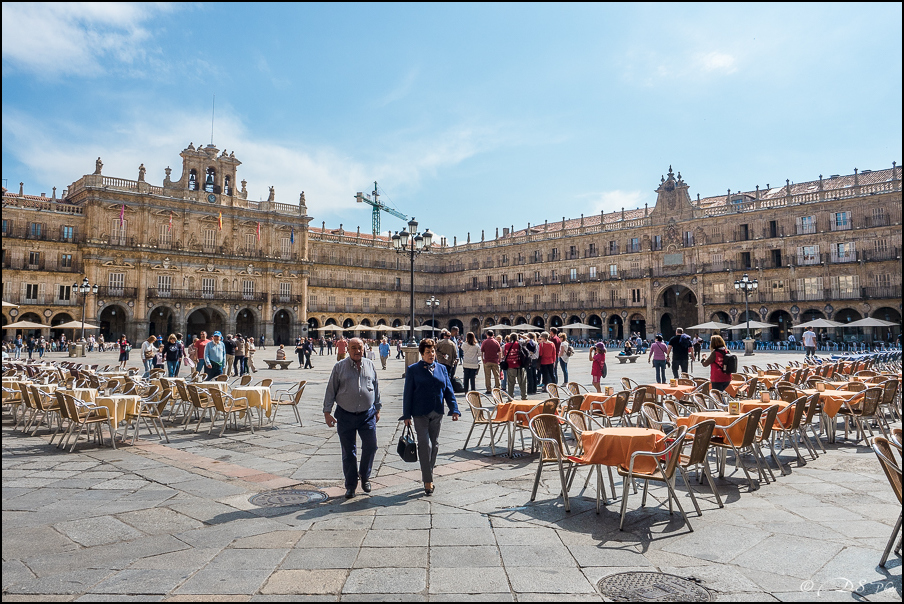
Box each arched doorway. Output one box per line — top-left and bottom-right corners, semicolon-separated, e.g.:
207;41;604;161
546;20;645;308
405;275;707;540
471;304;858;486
274;309;293;346
448;319;464;333
800;309;825;323
588;314;603;339
484;317;496;327
657;285;698;336
737;310;757;324
710;311;730;324
768;310;793;341
13;313;44;339
835;308;862;343
50;313;75;342
360;318;373;340
660;313;674;340
629;313;646;339
608;315;624;341
235;308;257;337
99;305;128;342
148;306;175;339
872;307;901;343
532;316;545;329
549;315;563;329
470;318;481;334
343;318;355;338
185;307;225;340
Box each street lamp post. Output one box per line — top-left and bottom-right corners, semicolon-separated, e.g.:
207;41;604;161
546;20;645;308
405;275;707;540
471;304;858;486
734;273;758;356
73;276;99;342
426;296;440;339
392;218;433;346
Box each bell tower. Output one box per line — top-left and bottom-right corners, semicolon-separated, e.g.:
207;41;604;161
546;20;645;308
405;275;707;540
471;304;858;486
163;142;243;204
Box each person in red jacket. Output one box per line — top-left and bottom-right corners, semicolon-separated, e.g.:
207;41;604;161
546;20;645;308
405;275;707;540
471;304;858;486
538;332;557;389
701;334;732;392
503;333;526;400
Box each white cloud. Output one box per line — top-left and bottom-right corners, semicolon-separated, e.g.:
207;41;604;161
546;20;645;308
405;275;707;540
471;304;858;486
1;2;176;78
378;68;420;107
695;51;737;74
584;190;648;214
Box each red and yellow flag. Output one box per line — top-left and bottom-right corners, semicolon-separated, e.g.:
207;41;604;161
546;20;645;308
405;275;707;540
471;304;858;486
256;222;261;241
218;212;223;231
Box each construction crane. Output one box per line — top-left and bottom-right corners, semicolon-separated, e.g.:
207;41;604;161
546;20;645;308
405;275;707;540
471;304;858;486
356;182;407;237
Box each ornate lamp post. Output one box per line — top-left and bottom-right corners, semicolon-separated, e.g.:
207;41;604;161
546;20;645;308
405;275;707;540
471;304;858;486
73;276;99;342
734;273;758;355
392;218;433;346
426;296;440;339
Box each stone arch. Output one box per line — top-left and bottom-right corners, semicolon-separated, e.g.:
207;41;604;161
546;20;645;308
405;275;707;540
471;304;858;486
185;307;226;340
469;318;481;333
235;307;259;337
549;315;563;328
568;315;581;325
656;284;698;333
50;313;75;340
659;313;673;340
148;305;177;339
532;316;545;329
768;310;793;341
98;304;130;342
800;308;826;323
629;313;647;339
484;317;495;327
608;315;624;340
392;318;404;328
448;318;464;333
274;308;295;346
710;311;731;324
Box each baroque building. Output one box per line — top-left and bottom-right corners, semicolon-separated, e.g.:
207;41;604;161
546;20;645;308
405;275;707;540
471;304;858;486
2;145;901;345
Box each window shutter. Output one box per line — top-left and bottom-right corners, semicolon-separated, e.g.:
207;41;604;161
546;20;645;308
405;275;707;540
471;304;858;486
38;283;45;302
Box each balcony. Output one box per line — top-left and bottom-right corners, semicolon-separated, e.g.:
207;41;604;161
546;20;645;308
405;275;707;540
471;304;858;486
2;225;83;244
861;247;900;262
702;294;735;305
796;254;821;266
830;251;857;264
145;288;266;302
273;294;304;304
863;285;902;299
95;286;139;299
584;249;600;258
861;214;890;228
625;244;642;254
796;223;817;235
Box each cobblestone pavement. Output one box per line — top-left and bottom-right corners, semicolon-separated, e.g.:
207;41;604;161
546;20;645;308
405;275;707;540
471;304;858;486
3;348;901;601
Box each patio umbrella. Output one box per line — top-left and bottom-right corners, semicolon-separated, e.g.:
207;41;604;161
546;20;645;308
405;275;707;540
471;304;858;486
513;323;543;331
686;321;732;330
2;300;18;308
52;321;101;330
3;321;46;329
482;324;515;331
793;318;844;329
727;321;777;330
348;323;373;332
843;317;899;328
373;324;395;331
315;324;345;331
559;322;601;330
413;325;437;332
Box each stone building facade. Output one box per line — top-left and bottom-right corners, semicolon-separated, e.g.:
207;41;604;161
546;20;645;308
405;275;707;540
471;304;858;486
2;145;901;345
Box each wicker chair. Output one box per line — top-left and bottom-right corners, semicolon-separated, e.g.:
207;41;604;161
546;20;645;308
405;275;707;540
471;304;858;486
271;380;306;427
707;407;766;491
58;392;116;453
870;436;902;567
677;419;722;514
207;388;253;436
528;414;582;512
564;412;614;514
567;382;592;396
546;383;562;399
123;390;172;445
621;377;639;391
462;391;502;455
837;387;886;442
184;384;217;432
513;399;561;454
617;426;691;531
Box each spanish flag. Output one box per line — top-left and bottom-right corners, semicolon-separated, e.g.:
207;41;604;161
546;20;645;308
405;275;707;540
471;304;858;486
218;212;223;231
168;211;173;232
256;222;261;241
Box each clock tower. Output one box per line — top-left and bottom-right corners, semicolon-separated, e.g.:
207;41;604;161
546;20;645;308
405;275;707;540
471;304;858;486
163;142;244;205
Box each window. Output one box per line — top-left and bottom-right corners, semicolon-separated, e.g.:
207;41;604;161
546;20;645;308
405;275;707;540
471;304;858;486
551;293;559;304
242;280;255;299
394;298;401;309
771;280;785;295
768;220;778;238
797;245;820;265
588;242;597;256
108;273;124;295
876;274;891;288
204;229;217;251
244;233;256;252
534;294;541;305
533;250;541;262
871;207;887;226
517;294;524;306
570;268;577;281
204;168;216;193
329;296;337;309
608;240;618;254
550;269;557;281
797;215;816;235
589;266;597;279
395;277;402;289
501;254;508;264
833;242;855;262
1;219;9;235
279;282;291;301
345;296;353;310
379;297;386;308
710;253;723;270
683;231;694;247
472;276;479;288
29;222;42;238
62;225;74;240
831;211;851;231
631;288;643;303
202;278;215;299
770;249;782;268
589;290;598;302
157;275;172;296
58;285;71;301
569;245;576;258
517;272;524;285
363;298;370;310
188;169;198;191
797;277;823;300
501;274;508;286
280;237;291;258
713;282;726;294
609;264;618;277
550;247;558;260
28;251;41;267
629;237;640;253
738;224;749;241
534;271;541;282
652;235;662;251
487;275;493;288
111;219;126;244
875;239;888;254
831;275;858;299
740;252;751;269
25;284;39;301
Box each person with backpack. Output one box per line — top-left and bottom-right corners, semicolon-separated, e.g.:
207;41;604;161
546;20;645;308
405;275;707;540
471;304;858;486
666;327;693;379
589;341;607;392
702;334;734;392
558;334;573;386
647;335;669;384
502;333;527;400
522;333;540;395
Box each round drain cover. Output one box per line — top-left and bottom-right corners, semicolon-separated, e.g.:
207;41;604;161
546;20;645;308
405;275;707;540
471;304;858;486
249;489;328;508
597;572;711;602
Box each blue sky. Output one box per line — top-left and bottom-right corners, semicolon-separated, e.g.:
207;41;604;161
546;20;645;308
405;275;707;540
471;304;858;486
2;3;901;241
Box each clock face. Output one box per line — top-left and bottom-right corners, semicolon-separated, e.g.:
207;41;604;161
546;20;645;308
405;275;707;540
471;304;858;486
207;193;217;203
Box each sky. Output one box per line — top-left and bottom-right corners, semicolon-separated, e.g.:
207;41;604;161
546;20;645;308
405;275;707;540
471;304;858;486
2;2;902;242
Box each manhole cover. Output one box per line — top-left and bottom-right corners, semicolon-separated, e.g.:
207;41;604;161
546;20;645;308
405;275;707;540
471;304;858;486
249;489;328;508
597;572;711;602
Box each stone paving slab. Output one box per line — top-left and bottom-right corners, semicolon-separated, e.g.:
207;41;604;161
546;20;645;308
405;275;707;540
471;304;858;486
2;348;902;600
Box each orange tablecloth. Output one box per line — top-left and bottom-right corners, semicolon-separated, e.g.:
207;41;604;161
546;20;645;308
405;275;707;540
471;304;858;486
801;388;860;418
95;394;141;425
578;427;666;473
677;411;749;444
725;381;747;396
582;393;616;414
494;401;543;424
736;399;792;430
232;386;272;417
648;384;695;399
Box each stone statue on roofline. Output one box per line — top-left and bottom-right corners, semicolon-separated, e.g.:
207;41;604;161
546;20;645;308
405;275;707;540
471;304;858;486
138;164;146;182
95;157;103;175
268;186;275;202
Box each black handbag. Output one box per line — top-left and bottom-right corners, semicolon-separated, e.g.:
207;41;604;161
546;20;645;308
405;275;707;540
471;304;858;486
397;424;418;462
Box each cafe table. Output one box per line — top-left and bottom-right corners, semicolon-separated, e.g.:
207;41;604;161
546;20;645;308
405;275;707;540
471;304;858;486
494;400;544;424
581;393;616;414
800;388;860;418
58;387;98;405
575;426;667;474
677;410;750;445
725;380;747;397
647;384;695;400
735;399;792;430
95;394;141;430
232;386;273;418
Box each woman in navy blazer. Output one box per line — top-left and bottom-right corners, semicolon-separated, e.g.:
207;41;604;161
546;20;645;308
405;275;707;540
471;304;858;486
402;338;461;495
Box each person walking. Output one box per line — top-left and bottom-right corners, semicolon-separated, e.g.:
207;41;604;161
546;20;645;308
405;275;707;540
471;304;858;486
647;335;669;384
319;338;325;355
548;327;562;383
203;332;226;380
118;334;131;370
193;331;210;367
187;336;199;369
336;337;348;361
692;335;703;362
14;335;23;359
295;339;305;368
26;336;36;360
435;330;457;378
141;336;158;377
247;337;258;373
589;341;607;392
323;338;381;499
233;335;246;376
666;328;692;379
378;337;390;370
223;334;236;377
396;339;404;359
461;331;481;392
303;337;314;369
503;333;527;400
175;333;188;376
326;337;333;356
480;330;501;393
522;333;539;395
402;338;461;496
802;327;817;359
701;335;732;392
164;334;184;377
557;334;572;386
538;332;557;388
